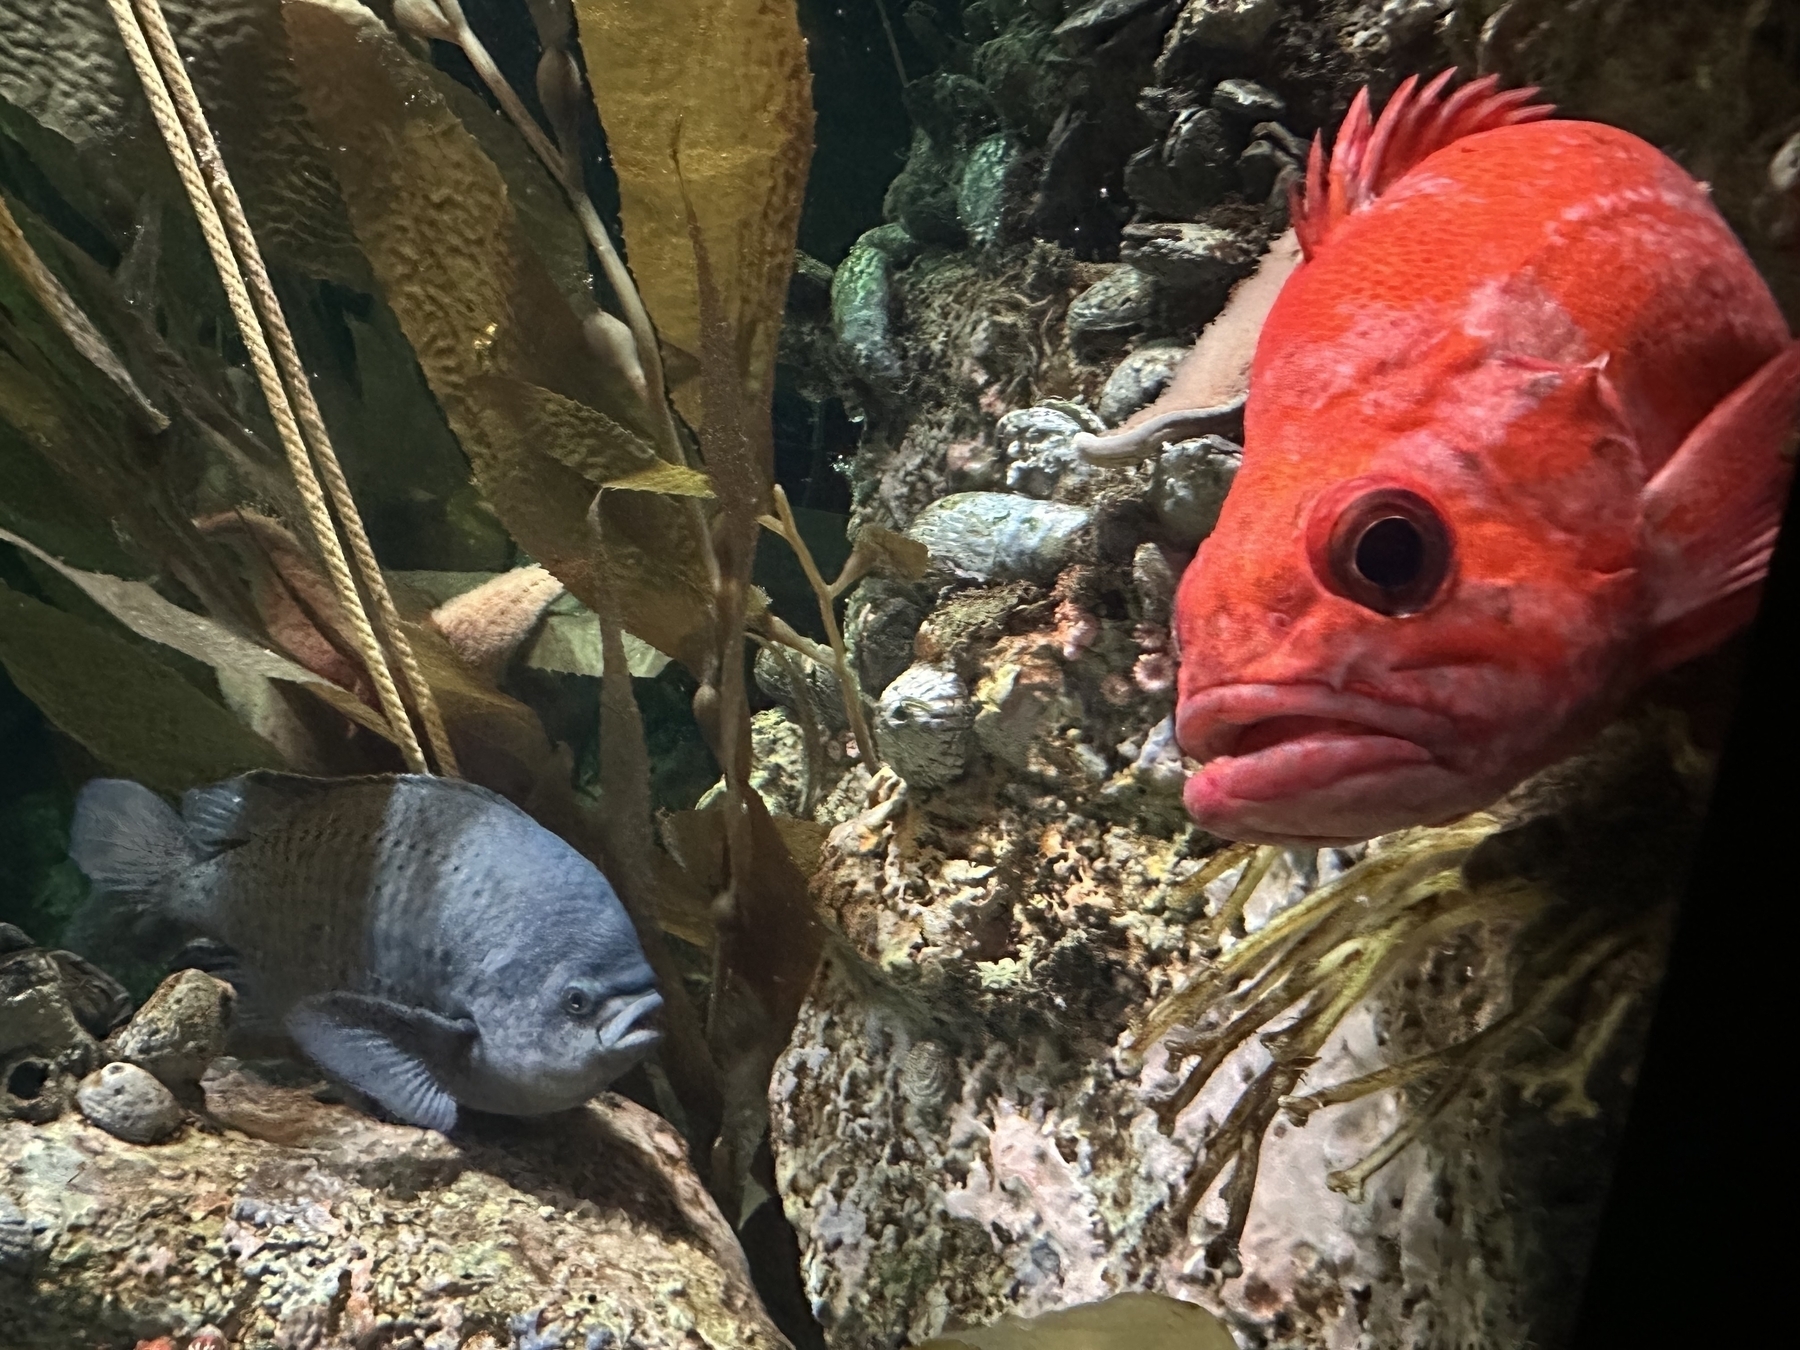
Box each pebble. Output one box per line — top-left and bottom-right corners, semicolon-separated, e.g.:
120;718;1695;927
106;968;235;1096
907;492;1091;584
1067;266;1158;352
1211;78;1286;122
76;1061;184;1144
1120;221;1262;290
1099;341;1190;425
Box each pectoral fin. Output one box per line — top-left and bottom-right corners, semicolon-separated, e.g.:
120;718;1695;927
1641;341;1800;673
285;992;475;1133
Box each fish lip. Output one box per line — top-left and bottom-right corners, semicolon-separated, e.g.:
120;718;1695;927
599;988;664;1051
1175;683;1453;765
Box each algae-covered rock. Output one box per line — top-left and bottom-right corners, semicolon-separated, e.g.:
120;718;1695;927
0;1059;790;1348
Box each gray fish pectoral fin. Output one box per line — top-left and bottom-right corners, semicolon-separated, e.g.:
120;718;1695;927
284;992;474;1134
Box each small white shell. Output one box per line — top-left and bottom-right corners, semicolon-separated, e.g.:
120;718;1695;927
907;492;1091;584
877;663;974;789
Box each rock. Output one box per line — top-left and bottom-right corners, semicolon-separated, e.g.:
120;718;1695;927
787;250;835;316
907;493;1092;585
832;230;904;386
75;1062;184;1145
1120;221;1261;289
44;950;132;1040
1157;0;1281;79
1209;77;1285;122
104;968;235;1098
1770;129;1800;193
772;703;1685;1349
1236;137;1293;202
1052;0;1173;50
886;129;966;248
1067;266;1159;353
1099;340;1190;425
1151;435;1241;545
993;404;1115;501
0;945;101;1126
3;1060;789;1347
755;645;848;732
1132;541;1180;625
958;134;1028;249
876;664;976;790
1123;106;1243;220
845;579;929;697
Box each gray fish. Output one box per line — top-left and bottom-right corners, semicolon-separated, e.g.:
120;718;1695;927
67;772;662;1132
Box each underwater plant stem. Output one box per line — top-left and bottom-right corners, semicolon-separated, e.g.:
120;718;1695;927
870;0;909;90
108;0;458;775
767;486;880;767
433;0;686;470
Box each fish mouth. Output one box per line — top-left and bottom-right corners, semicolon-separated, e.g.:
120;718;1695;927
1176;684;1452;842
599;988;664;1053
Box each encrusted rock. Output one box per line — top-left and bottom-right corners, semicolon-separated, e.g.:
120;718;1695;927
1237;137;1294;202
959;134;1028;249
993;404;1116;501
846;579;929;696
1210;77;1285;122
908;493;1092;585
832;229;905;385
1157;0;1282;77
1099;341;1190;425
1;944;101;1125
1120;221;1261;289
3;1060;788;1347
104;968;235;1099
755;646;849;734
1125;107;1240;218
1151;435;1240;545
1052;0;1171;49
1067;265;1158;353
877;664;976;790
75;1061;184;1145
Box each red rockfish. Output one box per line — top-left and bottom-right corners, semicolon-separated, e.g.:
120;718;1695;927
1174;71;1800;845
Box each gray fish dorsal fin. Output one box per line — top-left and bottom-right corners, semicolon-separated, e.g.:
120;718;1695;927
285;991;474;1133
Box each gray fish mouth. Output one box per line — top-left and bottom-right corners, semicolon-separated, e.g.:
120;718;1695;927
600;989;664;1052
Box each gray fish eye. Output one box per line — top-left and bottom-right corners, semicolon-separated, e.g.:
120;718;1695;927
562;985;595;1016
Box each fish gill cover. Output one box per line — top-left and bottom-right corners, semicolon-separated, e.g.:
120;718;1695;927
1;1;1797;1348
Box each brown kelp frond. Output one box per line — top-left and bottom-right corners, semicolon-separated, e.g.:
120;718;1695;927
1136;816;1664;1274
283;0;718;673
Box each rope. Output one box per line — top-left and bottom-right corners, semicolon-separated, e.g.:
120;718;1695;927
106;0;460;776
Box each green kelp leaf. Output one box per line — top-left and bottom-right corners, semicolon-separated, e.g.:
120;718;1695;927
0;583;286;792
603;463;716;498
523;612;671;679
573;0;814;424
914;1293;1237;1350
472;376;660;486
284;0;714;670
0;526;401;745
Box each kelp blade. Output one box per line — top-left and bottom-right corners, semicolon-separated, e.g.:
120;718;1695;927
915;1292;1237;1350
574;0;814;423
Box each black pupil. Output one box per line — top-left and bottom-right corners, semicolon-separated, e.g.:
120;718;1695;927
566;990;588;1012
1354;516;1424;590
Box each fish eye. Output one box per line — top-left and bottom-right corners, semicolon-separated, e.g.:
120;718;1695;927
1316;486;1453;616
561;985;596;1017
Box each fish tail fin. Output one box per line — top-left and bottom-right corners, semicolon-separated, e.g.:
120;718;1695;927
68;779;199;896
1642;340;1800;673
1291;70;1555;260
